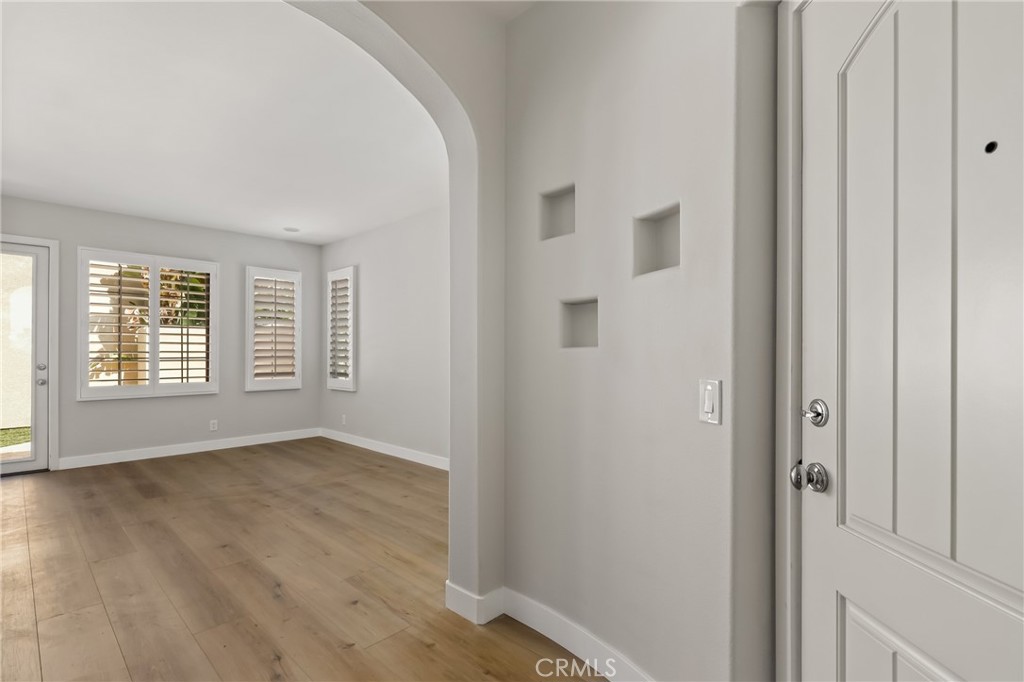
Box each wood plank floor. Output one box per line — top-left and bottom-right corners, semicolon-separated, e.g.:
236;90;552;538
0;438;596;682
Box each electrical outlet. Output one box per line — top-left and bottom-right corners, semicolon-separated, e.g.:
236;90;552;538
209;419;218;432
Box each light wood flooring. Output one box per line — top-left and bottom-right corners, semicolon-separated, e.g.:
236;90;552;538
1;437;594;681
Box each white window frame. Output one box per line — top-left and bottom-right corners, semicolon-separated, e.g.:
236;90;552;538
245;266;302;392
77;247;219;400
326;265;357;392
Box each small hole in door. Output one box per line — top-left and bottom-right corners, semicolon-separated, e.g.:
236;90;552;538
985;141;998;154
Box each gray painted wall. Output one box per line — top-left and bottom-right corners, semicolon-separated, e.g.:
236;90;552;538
1;195;452;464
320;206;450;458
504;3;776;679
1;196;324;458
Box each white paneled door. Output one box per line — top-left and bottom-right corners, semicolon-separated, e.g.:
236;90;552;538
800;1;1023;679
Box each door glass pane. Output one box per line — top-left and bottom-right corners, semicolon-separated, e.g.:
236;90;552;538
1;253;34;462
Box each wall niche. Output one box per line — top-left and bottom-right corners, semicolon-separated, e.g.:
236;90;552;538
540;184;576;240
633;202;680;276
560;298;598;348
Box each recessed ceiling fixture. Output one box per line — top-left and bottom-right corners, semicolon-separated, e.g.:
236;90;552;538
283;227;300;233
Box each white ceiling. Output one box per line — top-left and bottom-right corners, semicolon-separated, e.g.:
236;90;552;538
1;1;449;244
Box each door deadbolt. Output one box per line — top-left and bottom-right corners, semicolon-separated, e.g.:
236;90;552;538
790;461;829;493
801;398;829;427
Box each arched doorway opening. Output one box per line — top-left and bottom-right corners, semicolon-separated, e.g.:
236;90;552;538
289;1;494;617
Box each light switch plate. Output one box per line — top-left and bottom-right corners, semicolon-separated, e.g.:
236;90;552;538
699;379;722;425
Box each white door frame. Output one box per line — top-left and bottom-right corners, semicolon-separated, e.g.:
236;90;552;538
1;233;60;471
775;2;809;680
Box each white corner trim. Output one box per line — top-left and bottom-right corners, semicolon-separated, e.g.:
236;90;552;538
502;588;653;682
319;428;449;471
56;428;321;470
444;580;505;625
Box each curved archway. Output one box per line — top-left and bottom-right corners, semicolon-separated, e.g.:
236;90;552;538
288;0;495;617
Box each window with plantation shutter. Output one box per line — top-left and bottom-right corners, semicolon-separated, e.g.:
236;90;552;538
79;248;218;400
326;266;356;391
159;268;212;384
86;260;152;388
245;267;301;391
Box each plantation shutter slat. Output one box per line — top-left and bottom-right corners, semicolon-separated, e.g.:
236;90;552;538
250;276;298;380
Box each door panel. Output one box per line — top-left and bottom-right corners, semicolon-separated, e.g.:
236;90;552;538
893;2;954;558
841;599;959;682
843;7;896;532
801;1;1023;679
954;1;1024;592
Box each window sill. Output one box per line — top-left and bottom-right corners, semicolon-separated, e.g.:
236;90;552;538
77;385;220;401
245;379;302;392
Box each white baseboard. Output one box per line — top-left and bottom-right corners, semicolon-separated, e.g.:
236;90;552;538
319;428;449;471
56;428;321;470
445;580;505;625
54;427;449;472
502;588;652;682
442;582;650;681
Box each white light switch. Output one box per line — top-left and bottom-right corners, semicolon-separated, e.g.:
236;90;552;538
699;379;722;425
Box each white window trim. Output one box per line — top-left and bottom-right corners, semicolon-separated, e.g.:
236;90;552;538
77;247;219;400
326;265;356;392
245;266;302;392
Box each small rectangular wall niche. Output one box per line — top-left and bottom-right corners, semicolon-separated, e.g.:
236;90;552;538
540;184;576;240
561;298;598;348
633;202;681;276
